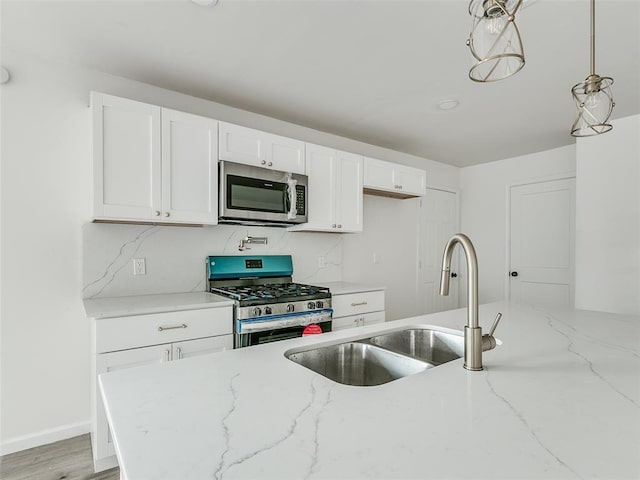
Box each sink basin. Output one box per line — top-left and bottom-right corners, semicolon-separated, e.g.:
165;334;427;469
367;328;463;366
286;342;429;386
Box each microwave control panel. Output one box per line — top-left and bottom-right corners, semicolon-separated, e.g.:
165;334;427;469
296;185;306;215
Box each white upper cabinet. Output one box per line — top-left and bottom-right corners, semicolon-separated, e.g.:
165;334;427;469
91;92;218;225
218;122;306;174
161;109;218;224
92;92;162;221
363;157;426;198
290;144;363;233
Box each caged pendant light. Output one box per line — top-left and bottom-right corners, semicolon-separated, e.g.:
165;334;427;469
467;0;525;82
570;0;615;137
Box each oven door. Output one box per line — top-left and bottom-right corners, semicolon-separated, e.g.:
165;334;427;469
236;320;332;348
219;161;307;224
235;309;332;348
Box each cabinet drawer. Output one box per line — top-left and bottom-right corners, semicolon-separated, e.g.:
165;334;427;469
95;307;233;354
332;311;386;331
332;291;385;318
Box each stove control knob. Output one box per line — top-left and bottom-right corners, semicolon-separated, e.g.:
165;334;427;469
316;300;324;308
252;307;262;317
286;304;295;313
307;301;316;309
264;306;272;315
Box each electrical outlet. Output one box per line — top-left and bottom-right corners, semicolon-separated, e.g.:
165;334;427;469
318;256;325;268
133;258;146;275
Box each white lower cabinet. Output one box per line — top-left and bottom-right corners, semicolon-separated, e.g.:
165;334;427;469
332;311;385;331
331;289;386;332
91;307;233;472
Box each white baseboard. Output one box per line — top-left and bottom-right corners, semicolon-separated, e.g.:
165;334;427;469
0;421;90;456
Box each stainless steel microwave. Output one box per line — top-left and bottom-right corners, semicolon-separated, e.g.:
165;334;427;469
218;161;308;226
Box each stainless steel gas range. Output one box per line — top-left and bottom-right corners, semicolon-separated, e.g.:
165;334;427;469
207;255;332;348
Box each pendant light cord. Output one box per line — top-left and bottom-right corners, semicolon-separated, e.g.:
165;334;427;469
590;0;596;76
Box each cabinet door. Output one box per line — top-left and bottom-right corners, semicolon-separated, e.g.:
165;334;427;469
363;157;395;191
218;122;265;167
95;345;169;460
394;166;426;196
361;311;386;326
264;133;306;174
161;109;218;224
301;143;337;229
92;92;161;221
331;315;364;331
335;151;363;232
172;335;233;360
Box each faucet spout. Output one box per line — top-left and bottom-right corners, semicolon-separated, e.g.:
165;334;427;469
439;233;483;370
440;233;479;329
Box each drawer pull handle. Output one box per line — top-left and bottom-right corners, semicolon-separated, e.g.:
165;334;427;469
158;323;187;332
351;301;368;307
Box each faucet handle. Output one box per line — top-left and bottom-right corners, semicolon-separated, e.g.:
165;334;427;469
488;312;502;337
482;312;502;352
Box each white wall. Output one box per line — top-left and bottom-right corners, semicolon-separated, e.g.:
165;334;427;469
575;115;640;315
459;146;576;303
0;49;458;453
342;187;459;320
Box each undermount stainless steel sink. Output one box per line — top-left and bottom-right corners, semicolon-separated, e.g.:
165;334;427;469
285;327;465;386
286;342;429;386
367;328;463;366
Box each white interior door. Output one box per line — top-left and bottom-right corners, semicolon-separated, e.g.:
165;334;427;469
509;178;576;308
419;189;459;314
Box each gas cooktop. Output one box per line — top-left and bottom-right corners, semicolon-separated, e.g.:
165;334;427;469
210;282;330;306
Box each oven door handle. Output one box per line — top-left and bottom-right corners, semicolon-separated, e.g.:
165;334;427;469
237;309;333;334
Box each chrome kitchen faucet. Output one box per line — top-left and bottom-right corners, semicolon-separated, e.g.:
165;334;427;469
439;233;502;371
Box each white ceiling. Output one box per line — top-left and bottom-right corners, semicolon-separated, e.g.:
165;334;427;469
2;0;639;167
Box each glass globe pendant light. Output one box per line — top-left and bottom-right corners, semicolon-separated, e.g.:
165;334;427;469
467;0;525;82
570;0;614;137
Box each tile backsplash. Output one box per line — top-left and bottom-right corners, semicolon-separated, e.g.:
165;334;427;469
82;223;343;298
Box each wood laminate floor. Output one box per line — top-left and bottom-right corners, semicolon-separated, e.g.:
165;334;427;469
0;434;119;480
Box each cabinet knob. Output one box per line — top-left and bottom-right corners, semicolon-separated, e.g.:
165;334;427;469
268;161;273;167
510;271;519;277
399;185;403;190
154;211;161;216
337;224;342;228
164;212;170;218
261;160;266;165
332;224;337;228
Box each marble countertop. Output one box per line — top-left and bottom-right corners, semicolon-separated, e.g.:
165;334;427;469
314;281;386;295
99;302;640;479
83;292;235;319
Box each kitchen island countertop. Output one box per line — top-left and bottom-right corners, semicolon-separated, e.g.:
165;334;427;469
99;302;640;479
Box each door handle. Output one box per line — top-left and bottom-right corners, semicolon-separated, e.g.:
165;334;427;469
510;271;519;277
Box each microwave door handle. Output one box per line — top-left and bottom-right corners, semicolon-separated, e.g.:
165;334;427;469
284;185;291;213
285;182;297;219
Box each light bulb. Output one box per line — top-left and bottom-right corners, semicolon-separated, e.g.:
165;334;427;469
486;15;505;35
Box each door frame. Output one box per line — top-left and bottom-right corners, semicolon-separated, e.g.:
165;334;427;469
504;173;576;302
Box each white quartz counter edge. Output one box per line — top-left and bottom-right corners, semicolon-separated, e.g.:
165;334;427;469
99;302;640;480
313;281;386;295
83;292;235;319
